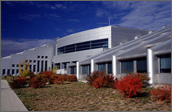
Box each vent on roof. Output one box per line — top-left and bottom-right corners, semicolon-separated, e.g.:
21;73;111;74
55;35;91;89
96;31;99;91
134;36;138;39
149;31;152;34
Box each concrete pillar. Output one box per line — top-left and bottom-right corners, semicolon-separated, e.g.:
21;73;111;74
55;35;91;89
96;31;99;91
112;55;117;78
76;62;79;79
147;49;153;84
91;59;94;73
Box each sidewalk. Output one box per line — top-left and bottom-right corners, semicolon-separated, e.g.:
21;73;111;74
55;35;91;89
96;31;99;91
1;80;28;111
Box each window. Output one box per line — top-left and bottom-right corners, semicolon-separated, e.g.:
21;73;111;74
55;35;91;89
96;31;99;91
82;65;90;74
70;66;76;74
12;64;15;67
29;65;32;71
29;60;32;63
91;39;108;49
98;63;106;72
137;58;147;73
108;62;112;74
76;42;90;51
160;57;171;73
17;64;19;67
45;56;48;59
16;69;19;74
121;60;134;73
3;69;6;75
12;69;15;75
38;56;40;58
66;44;76;53
33;60;36;63
7;69;10;75
45;61;47;71
57;39;108;54
37;61;40;72
42;56;44;58
41;61;44;72
33;65;36;72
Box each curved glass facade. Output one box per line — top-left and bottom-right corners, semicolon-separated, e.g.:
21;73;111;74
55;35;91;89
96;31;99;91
57;38;108;54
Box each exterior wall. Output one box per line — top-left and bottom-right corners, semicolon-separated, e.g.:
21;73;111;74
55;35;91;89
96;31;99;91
111;26;148;47
1;43;55;76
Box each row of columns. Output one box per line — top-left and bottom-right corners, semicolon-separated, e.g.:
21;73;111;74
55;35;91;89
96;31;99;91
76;48;154;84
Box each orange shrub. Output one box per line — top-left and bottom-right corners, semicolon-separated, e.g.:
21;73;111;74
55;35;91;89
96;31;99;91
54;75;64;84
67;75;77;82
30;75;47;88
129;73;150;87
63;74;69;81
151;84;171;102
92;75;108;88
86;71;117;88
86;71;102;86
10;76;27;89
116;75;142;98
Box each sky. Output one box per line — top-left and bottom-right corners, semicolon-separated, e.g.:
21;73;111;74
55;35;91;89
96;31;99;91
1;1;171;57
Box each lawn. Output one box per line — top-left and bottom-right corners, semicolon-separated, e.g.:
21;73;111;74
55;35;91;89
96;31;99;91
2;76;171;111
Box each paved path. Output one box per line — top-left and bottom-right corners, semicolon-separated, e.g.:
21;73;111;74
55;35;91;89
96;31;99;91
1;80;28;111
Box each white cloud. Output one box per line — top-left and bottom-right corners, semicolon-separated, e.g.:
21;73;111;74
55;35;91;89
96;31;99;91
1;39;55;57
18;14;41;21
96;1;171;30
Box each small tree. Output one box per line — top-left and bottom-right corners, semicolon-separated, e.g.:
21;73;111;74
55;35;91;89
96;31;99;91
18;60;30;76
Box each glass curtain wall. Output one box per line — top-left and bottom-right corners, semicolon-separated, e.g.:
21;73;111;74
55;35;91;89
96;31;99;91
57;39;108;54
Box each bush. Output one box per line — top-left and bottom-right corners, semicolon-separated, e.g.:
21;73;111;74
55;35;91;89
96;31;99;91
92;75;108;88
129;73;150;87
40;71;54;84
30;75;47;88
151;84;171;102
10;76;27;89
63;74;69;81
27;71;36;79
54;75;64;84
86;71;103;86
116;75;142;98
86;71;117;88
67;75;77;82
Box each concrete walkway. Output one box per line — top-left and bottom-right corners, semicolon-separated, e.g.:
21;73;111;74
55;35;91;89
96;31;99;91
1;80;28;111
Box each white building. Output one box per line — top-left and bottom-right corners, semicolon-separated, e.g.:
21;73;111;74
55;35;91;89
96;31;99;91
1;26;171;84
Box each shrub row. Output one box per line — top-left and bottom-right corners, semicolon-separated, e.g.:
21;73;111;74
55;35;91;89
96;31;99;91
150;84;171;102
10;76;27;89
86;71;117;88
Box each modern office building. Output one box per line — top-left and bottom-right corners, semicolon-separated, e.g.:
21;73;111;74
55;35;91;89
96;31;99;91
1;25;171;84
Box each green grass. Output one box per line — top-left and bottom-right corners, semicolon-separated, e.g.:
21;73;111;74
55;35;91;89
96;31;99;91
1;76;171;111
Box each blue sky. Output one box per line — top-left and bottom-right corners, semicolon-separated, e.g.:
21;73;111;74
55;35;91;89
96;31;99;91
1;1;171;57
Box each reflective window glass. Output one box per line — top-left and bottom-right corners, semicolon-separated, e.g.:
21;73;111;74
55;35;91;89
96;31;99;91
121;60;133;73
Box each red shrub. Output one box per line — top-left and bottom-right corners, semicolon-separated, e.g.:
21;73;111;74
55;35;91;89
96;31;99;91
129;73;150;87
54;75;64;84
116;75;142;98
27;71;36;79
86;71;117;88
30;75;47;88
10;76;27;89
63;74;69;81
92;75;108;88
39;71;53;78
86;71;103;86
67;75;77;82
151;84;171;102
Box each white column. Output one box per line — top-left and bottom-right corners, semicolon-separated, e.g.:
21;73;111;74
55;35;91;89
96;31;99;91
112;55;117;78
91;59;94;73
76;62;79;79
147;49;153;84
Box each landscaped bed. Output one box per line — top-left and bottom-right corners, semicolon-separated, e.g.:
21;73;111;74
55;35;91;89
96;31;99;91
2;76;171;111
